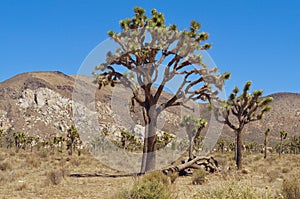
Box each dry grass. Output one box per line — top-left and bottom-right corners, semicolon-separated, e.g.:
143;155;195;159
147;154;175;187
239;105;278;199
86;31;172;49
192;168;207;185
282;172;300;199
0;147;299;198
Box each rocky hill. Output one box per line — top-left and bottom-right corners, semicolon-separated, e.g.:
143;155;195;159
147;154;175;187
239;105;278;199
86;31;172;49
0;71;299;146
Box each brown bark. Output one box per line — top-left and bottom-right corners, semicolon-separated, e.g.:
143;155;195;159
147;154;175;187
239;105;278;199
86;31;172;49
264;133;268;159
236;129;243;170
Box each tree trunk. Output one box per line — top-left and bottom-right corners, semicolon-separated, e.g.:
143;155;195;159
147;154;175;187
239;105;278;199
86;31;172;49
140;107;158;173
279;137;283;158
145;117;157;172
188;136;193;160
264;134;268;159
236;129;243;170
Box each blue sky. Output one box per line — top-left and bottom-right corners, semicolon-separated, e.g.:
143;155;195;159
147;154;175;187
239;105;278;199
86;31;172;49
0;0;299;95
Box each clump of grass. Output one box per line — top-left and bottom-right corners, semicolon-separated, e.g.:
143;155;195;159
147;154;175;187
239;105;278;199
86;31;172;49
267;170;280;183
168;172;178;184
0;171;16;183
0;154;6;161
282;173;300;199
9;151;16;156
70;158;81;166
0;161;12;171
26;156;41;168
38;150;48;159
116;171;176;199
199;180;273;199
281;167;289;174
15;182;27;191
192;168;207;185
47;170;64;185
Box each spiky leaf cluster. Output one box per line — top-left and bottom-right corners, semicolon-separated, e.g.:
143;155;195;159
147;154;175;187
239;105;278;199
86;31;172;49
180;114;207;139
94;7;230;114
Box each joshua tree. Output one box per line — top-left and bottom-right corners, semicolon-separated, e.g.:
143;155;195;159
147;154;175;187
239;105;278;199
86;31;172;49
180;114;207;160
26;136;36;152
214;81;273;169
66;125;81;156
156;132;174;150
264;128;270;159
93;7;229;172
290;135;300;154
13;131;26;152
279;130;288;158
120;130;142;151
54;135;65;152
217;139;225;154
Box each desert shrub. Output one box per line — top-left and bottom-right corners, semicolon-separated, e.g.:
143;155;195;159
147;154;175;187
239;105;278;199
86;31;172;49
282;173;300;199
0;161;12;171
168;172;178;184
0;154;5;161
192;168;207;185
26;156;41;168
253;155;262;162
38;150;48;159
47;170;64;185
281;167;289;174
200;181;273;199
267;170;280;183
15;183;27;191
0;171;16;183
70;157;81;166
117;171;176;199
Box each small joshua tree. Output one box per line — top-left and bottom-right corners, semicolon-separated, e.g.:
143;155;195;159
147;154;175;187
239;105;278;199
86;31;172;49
54;135;65;152
217;139;225;154
180;114;207;160
214;81;273;169
13;131;26;152
279;130;288;158
66;125;81;156
290;135;300;154
26;135;36;152
264;128;270;159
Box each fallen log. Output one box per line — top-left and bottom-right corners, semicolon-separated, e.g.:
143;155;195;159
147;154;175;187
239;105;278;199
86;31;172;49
69;172;142;178
162;156;219;176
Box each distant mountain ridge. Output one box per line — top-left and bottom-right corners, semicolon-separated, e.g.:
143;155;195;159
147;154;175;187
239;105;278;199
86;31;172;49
0;71;299;146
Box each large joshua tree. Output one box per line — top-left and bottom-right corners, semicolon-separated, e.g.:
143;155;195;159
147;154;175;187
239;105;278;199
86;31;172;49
214;81;273;169
93;7;230;173
180;114;207;160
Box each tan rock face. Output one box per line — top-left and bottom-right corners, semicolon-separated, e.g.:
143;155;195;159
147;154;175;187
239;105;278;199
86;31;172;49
0;71;299;145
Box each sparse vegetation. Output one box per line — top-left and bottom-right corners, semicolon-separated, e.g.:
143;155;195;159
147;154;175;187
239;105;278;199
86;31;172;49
192;168;207;185
282;173;300;199
117;171;176;199
198;180;273;199
47;170;64;185
0;140;298;198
